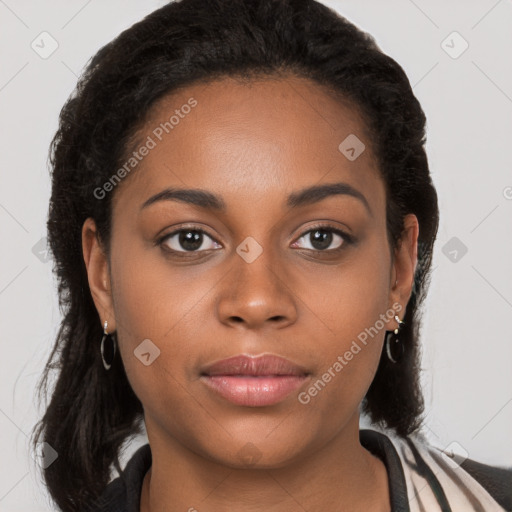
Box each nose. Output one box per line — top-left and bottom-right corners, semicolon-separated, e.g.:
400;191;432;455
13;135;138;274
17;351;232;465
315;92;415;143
216;247;298;331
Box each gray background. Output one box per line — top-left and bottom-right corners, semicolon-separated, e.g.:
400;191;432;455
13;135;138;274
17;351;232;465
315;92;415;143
1;0;511;510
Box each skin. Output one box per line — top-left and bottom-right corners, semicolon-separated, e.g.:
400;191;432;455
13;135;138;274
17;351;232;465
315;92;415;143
82;75;418;512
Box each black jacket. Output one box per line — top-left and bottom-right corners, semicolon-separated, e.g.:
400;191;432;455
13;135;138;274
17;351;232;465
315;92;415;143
85;428;512;511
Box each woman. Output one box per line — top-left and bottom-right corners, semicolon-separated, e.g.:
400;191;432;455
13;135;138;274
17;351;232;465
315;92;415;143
32;0;512;511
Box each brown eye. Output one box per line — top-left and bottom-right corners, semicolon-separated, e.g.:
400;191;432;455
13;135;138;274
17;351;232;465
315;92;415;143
160;228;221;253
292;225;351;252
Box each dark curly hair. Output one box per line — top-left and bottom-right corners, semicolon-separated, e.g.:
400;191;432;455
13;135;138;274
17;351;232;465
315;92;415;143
31;0;439;510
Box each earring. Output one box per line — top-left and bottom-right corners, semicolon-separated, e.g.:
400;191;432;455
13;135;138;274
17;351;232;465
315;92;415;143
100;320;117;370
385;315;405;364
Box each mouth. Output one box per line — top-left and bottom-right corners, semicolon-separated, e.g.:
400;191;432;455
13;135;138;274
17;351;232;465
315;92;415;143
200;354;310;407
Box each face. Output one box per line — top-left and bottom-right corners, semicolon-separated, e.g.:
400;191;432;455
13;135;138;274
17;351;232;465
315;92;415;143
83;75;418;468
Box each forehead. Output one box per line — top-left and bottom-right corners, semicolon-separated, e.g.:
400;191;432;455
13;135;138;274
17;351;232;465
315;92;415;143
111;75;384;216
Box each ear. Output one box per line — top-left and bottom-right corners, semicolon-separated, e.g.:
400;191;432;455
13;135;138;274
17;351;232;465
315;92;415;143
386;213;419;327
82;217;116;332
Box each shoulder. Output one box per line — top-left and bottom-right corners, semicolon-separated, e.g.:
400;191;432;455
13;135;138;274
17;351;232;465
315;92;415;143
459;456;512;510
84;443;152;512
390;430;512;511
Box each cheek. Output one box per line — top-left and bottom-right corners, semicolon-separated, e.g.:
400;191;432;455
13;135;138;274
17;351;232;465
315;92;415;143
298;237;391;405
109;243;222;406
111;238;214;343
299;236;391;345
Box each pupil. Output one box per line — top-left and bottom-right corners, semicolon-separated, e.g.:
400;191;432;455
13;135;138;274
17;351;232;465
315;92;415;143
311;229;332;250
179;231;202;251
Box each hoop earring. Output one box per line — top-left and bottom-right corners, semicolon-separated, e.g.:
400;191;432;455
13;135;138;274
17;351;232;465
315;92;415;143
385;315;405;364
100;320;117;370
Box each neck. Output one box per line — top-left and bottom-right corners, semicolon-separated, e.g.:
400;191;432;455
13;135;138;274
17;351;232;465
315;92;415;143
140;416;390;512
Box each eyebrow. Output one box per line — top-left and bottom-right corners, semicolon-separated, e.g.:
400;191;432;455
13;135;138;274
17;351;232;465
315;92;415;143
140;182;372;216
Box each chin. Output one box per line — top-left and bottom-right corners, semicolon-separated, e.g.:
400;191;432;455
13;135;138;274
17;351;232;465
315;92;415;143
198;435;310;470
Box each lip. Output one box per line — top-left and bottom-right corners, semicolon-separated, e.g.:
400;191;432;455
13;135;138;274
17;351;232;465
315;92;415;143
200;354;310;407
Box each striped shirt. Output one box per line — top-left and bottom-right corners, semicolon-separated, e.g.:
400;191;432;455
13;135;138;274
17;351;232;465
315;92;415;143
87;428;512;511
362;427;512;511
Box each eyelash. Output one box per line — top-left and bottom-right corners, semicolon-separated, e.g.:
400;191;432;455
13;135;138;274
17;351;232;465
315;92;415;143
156;223;355;257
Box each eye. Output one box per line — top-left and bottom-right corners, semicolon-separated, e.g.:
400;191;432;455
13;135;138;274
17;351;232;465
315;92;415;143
157;223;353;256
291;224;353;252
159;227;221;253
